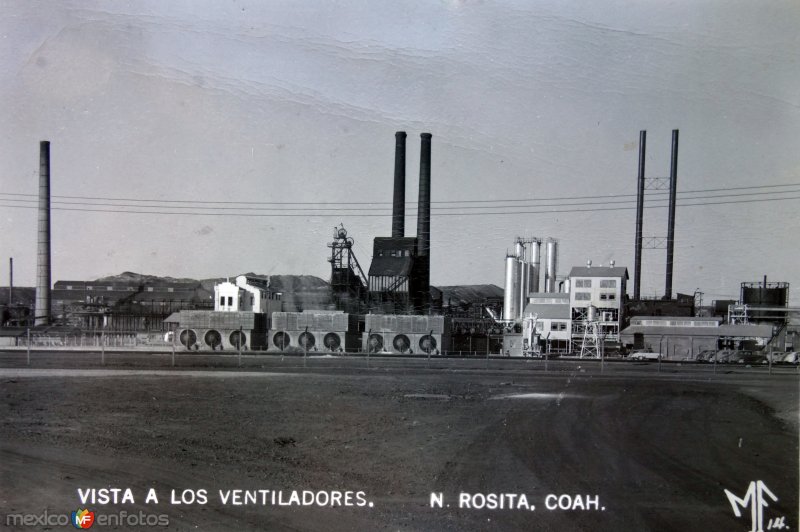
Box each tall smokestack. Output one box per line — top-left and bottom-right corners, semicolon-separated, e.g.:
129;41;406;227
665;129;679;300
416;133;432;312
35;140;51;326
634;130;646;300
391;131;407;238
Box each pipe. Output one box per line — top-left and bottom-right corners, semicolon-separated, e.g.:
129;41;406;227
35;141;51;326
634;130;646;300
391;131;406;238
416;133;432;312
665;129;678;300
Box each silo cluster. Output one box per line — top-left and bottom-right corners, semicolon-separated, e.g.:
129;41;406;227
502;237;558;321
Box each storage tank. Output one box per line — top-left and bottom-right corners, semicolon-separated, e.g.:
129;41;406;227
530;240;541;293
544;238;558;292
587;305;598;322
503;255;521;320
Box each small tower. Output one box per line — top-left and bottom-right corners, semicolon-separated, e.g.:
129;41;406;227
579;305;603;359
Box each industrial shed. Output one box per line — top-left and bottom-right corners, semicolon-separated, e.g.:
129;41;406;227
620;316;775;360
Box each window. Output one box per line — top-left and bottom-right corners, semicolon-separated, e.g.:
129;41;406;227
147;287;154;292
227;297;233;306
575;279;592;288
600;294;608;300
87;286;93;291
107;286;113;291
66;285;73;290
220;297;225;307
574;292;591;300
600;279;617;288
550;322;566;331
608;293;616;300
168;287;174;293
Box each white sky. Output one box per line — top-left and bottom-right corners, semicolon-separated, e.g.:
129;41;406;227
1;0;799;304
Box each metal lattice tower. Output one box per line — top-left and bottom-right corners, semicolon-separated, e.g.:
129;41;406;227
328;224;368;312
579;306;603;359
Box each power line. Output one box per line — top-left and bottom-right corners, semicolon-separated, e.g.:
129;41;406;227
0;181;798;206
0;194;797;217
0;187;797;212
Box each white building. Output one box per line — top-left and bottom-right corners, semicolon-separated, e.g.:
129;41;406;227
214;275;281;313
523;293;571;353
568;264;629;349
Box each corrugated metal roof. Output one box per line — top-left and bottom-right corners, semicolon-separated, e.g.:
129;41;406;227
368;256;413;277
568;266;629;279
621;322;773;338
438;285;504;304
620;325;721;337
718;323;774;337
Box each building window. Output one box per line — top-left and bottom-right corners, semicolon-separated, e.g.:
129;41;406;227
600;280;617;288
107;286;113;291
220;297;225;307
575;279;592;288
66;285;72;290
147;287;154;292
87;286;93;291
574;292;591;300
168;287;174;293
608;294;616;300
227;297;233;306
600;294;607;300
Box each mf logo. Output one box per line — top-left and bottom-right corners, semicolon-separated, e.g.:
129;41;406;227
724;480;784;532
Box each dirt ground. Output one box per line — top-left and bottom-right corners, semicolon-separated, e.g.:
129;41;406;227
1;361;798;531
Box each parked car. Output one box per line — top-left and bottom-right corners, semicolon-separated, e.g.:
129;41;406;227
782;351;799;364
762;351;785;364
710;349;736;363
735;351;767;365
696;350;717;363
629;350;662;361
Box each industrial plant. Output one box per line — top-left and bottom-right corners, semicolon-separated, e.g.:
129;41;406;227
1;132;797;362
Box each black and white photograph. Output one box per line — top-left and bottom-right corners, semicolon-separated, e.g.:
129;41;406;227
1;1;798;530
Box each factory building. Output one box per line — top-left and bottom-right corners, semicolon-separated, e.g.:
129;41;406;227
365;132;435;314
620;316;775;360
168;276;281;351
569;262;628;351
53;279;212;331
214;275;281;314
523;293;571;354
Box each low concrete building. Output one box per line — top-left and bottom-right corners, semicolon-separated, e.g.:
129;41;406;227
524;293;571;354
620;316;775;360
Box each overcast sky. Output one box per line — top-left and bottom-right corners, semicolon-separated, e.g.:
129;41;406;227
1;0;798;304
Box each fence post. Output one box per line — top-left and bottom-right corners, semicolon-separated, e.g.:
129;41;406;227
26;328;31;366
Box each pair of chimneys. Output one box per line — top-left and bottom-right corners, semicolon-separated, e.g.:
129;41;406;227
391;132;432;252
391;132;432;297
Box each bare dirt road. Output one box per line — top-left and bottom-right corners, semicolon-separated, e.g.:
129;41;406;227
1;358;797;531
